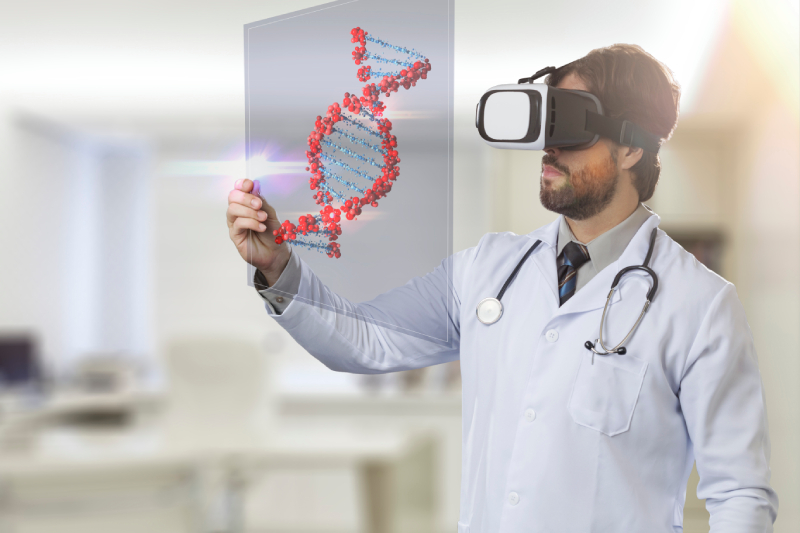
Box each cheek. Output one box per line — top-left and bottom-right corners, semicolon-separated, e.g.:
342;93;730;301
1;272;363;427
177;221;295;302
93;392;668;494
570;155;617;187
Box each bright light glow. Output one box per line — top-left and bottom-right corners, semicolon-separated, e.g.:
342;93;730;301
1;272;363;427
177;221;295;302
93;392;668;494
454;0;731;116
733;0;800;116
249;159;308;178
159;158;306;177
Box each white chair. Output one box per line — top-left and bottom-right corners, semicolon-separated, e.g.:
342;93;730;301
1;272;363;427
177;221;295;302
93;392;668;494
160;337;273;451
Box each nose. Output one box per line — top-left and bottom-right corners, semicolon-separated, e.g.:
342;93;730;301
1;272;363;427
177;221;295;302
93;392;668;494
544;146;561;157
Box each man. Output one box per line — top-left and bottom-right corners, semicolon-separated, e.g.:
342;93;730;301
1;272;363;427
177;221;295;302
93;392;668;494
227;45;778;532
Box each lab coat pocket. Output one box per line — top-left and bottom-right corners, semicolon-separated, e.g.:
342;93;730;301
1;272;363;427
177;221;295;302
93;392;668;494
568;350;647;436
457;521;470;533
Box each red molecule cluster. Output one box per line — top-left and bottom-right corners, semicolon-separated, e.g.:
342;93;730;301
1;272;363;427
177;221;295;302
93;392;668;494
349;26;432;98
376;60;431;97
296;214;321;234
327;242;341;258
272;27;430;259
357;65;371;82
352;45;368;65
350;27;368;47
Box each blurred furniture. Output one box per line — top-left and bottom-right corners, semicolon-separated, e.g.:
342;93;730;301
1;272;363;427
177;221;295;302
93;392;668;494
277;392;462;533
0;426;431;533
163;338;437;533
69;353;142;394
0;335;42;390
0;383;197;533
0;447;205;533
0;389;164;458
1;390;162;423
226;427;435;533
664;229;725;276
0;338;437;533
159;338;271;449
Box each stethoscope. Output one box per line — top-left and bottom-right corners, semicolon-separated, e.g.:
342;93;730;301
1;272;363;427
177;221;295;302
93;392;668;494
476;228;659;361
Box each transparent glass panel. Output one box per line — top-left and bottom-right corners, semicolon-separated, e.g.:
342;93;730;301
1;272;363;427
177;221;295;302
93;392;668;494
245;0;454;343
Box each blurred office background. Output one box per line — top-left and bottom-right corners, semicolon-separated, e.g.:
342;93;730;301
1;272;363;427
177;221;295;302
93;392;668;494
0;0;797;532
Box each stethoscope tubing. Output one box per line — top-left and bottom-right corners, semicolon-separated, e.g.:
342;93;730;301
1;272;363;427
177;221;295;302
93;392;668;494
477;227;660;360
475;240;541;325
587;227;659;357
496;240;543;301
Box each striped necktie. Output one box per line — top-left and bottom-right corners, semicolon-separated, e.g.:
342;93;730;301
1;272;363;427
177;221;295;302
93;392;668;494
558;241;591;306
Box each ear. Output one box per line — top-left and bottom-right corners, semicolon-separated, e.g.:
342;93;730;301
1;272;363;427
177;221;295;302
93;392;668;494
619;146;644;170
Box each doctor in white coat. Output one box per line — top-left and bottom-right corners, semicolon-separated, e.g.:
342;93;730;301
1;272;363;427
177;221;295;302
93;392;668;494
227;44;778;532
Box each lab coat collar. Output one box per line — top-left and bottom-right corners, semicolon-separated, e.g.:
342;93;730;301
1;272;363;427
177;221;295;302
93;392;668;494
554;212;661;316
526;216;561;249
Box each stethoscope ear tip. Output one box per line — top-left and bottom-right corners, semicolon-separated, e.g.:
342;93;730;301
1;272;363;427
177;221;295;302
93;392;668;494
584;341;595;351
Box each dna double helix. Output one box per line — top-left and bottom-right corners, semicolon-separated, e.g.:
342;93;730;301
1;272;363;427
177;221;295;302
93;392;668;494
271;27;432;258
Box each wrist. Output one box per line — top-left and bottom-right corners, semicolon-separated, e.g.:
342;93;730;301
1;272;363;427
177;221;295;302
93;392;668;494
259;246;292;286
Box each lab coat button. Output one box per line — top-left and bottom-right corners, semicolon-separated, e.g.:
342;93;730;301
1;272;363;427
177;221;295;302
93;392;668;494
508;492;519;505
545;329;559;342
525;409;536;422
276;296;285;303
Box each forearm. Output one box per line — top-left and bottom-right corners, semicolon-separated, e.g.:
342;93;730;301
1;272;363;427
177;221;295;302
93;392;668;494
260;251;461;374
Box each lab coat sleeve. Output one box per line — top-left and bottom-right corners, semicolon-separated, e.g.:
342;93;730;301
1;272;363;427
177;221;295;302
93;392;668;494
679;283;779;532
264;246;472;374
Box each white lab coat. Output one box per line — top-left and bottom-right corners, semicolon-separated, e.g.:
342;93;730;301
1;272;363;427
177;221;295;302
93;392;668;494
265;212;778;533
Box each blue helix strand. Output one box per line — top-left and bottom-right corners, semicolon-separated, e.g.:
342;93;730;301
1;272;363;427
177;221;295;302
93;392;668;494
370;68;404;78
319;151;377;182
364;35;426;60
290;238;332;254
319;168;366;195
364;52;416;69
339;115;383;137
330;127;387;156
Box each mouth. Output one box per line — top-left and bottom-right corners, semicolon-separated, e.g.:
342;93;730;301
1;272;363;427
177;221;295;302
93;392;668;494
542;164;565;179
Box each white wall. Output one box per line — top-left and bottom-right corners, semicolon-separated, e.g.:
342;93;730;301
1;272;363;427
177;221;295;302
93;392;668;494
0;115;154;378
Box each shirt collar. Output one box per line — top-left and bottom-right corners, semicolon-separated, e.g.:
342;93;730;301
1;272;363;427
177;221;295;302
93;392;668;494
556;203;655;275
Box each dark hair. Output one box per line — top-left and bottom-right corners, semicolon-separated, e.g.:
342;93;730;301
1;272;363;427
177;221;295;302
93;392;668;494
545;44;681;202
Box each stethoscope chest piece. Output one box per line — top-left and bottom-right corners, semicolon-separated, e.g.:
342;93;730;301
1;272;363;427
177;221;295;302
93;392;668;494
476;240;542;326
476;297;503;325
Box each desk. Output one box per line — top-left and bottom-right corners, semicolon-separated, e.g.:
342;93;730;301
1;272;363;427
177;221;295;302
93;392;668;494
0;424;433;533
277;392;462;533
0;390;164;435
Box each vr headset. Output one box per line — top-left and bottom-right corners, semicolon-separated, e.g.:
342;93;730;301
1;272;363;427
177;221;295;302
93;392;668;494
475;66;661;153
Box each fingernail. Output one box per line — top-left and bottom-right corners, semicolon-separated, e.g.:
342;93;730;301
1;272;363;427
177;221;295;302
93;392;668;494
252;180;261;195
251;199;261;208
235;179;243;189
258;224;266;231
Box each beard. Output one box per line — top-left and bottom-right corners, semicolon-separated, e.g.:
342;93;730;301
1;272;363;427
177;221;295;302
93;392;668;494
539;149;619;221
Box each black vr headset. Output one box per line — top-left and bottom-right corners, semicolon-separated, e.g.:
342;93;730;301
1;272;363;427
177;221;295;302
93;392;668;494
475;65;661;153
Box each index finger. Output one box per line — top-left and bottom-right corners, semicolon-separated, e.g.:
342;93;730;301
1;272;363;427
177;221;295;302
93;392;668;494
234;178;255;193
235;178;263;197
228;187;262;210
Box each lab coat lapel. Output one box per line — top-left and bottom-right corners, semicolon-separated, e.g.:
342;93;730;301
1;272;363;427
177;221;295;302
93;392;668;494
555;213;661;317
525;217;561;309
